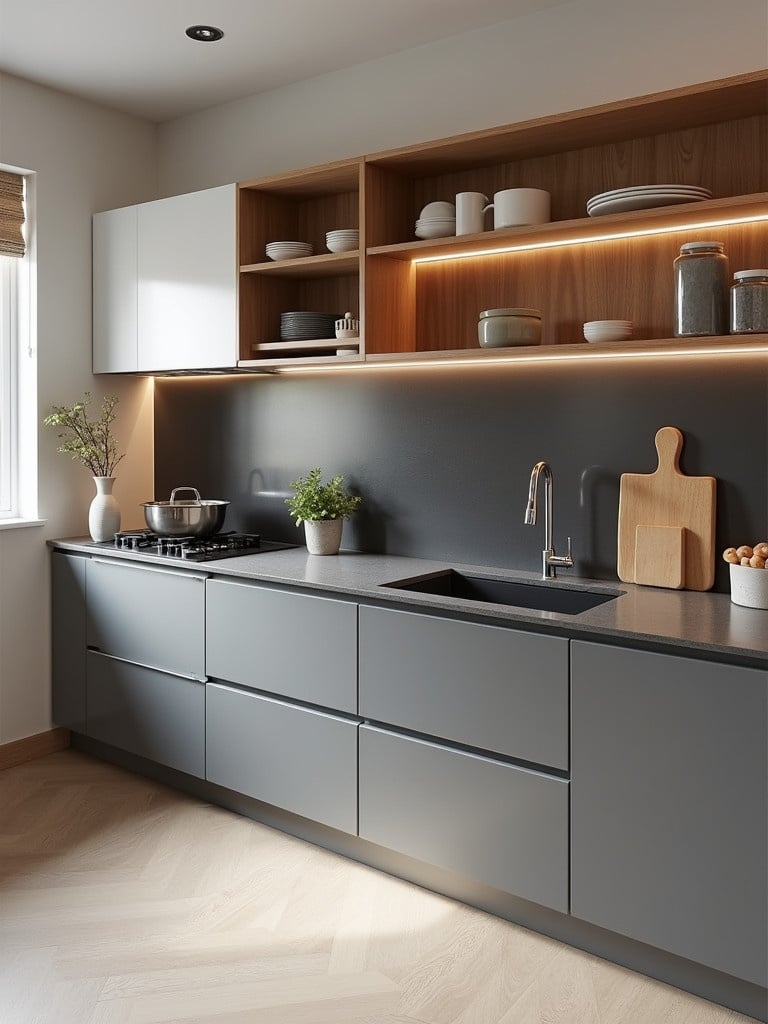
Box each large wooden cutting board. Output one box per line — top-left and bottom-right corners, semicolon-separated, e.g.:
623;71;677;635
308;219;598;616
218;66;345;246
617;426;716;591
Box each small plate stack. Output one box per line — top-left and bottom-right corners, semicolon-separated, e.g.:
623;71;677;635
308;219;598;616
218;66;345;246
326;229;359;253
583;320;633;343
265;241;313;261
280;311;341;341
415;201;456;240
586;185;712;217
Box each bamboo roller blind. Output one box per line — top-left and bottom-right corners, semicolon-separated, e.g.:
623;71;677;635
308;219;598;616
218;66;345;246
0;171;26;258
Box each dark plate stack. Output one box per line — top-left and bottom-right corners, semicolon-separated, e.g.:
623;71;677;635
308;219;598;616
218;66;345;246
280;311;340;341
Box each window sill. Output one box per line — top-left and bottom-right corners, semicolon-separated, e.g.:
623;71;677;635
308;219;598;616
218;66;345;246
0;517;46;530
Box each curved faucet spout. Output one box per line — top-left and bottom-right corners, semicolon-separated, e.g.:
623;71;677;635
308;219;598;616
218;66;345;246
523;461;573;579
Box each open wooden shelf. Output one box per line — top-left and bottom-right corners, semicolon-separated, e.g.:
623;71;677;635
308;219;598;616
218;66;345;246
241;251;359;277
253;338;359;354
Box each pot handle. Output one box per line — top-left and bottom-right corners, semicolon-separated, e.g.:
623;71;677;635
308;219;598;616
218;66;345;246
170;486;202;504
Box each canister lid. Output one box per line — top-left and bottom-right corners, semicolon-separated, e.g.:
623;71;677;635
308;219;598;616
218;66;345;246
479;307;542;319
679;241;725;253
733;269;768;280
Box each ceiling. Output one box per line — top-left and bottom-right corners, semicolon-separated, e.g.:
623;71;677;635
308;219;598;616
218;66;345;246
0;0;567;123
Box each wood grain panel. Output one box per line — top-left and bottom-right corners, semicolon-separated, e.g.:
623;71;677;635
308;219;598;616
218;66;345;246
363;163;415;248
239;156;361;196
413;221;768;351
364;256;415;354
0;728;69;771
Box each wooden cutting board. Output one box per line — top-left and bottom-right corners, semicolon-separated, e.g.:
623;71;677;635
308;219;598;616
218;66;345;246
617;426;716;591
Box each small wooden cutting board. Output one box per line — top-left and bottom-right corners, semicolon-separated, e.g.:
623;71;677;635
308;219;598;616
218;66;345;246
617;426;716;591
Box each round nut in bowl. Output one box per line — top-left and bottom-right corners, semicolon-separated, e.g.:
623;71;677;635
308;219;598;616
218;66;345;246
729;562;768;609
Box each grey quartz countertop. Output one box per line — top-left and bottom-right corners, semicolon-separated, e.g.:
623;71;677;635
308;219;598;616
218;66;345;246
50;538;768;666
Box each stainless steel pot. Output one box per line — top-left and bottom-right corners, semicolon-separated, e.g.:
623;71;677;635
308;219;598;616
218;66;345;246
142;487;229;538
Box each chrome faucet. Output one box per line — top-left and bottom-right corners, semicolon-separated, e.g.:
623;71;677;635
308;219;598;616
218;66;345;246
524;461;574;579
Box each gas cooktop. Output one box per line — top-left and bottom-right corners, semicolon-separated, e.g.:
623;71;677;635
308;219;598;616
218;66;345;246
109;530;295;562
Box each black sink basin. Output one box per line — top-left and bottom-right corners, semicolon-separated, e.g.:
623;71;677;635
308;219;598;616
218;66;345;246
382;570;620;615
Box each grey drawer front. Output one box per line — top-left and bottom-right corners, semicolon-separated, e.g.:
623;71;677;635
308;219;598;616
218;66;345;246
359;725;568;912
86;651;205;778
86;559;205;679
206;683;358;834
359;605;568;769
206;579;357;713
571;641;768;987
52;552;87;731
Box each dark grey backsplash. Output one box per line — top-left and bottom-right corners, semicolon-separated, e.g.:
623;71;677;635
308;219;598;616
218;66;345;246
154;359;767;592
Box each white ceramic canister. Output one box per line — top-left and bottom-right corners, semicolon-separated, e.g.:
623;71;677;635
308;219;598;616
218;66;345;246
478;308;542;348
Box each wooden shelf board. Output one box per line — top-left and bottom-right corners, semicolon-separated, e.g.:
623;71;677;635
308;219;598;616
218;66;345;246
241;251;359;277
239;157;362;197
365;71;768;174
238;352;364;369
254;338;359;354
366;194;768;262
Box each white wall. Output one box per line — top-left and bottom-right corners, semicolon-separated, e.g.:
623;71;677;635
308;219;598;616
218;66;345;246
0;73;157;743
157;0;768;194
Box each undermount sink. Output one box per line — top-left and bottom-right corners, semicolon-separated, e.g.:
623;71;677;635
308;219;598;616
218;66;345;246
381;570;620;615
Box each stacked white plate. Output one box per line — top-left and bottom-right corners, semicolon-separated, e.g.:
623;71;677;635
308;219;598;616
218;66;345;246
265;241;313;261
415;200;456;240
583;320;633;343
326;229;359;253
587;185;712;217
280;311;341;341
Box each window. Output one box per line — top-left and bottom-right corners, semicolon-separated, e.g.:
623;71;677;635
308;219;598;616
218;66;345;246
0;168;37;525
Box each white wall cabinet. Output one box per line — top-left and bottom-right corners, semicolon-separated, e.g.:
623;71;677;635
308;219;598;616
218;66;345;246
93;184;237;372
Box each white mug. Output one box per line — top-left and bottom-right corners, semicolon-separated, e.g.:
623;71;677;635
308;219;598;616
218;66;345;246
455;191;489;235
484;188;551;229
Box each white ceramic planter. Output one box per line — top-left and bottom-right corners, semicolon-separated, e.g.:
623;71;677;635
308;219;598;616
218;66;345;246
89;476;121;542
304;518;343;555
729;563;768;609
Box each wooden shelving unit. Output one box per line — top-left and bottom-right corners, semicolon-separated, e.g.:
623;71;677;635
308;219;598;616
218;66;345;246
235;70;768;371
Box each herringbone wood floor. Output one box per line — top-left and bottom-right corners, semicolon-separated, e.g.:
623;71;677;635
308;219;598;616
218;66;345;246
0;750;759;1024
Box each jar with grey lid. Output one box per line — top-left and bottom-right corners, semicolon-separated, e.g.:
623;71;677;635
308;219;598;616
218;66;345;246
730;270;768;334
478;308;542;348
673;241;729;337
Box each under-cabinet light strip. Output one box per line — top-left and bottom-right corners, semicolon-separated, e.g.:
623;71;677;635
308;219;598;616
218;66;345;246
411;213;768;264
275;343;768;373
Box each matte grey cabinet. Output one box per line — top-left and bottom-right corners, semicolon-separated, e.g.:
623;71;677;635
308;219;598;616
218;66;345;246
359;605;568;768
86;558;206;679
206;579;357;713
359;724;569;912
571;640;768;987
206;683;358;834
51;552;87;731
86;651;205;778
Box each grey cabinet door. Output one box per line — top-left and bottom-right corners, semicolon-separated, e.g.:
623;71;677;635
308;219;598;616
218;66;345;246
206;683;358;834
86;558;206;679
86;651;205;778
359;605;568;769
571;640;768;987
206;579;357;713
51;552;87;730
359;725;569;912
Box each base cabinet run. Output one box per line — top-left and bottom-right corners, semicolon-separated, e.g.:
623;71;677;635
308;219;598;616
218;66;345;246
571;640;768;988
359;725;569;913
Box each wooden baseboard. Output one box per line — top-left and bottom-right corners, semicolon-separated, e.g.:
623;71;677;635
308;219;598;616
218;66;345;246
0;727;70;771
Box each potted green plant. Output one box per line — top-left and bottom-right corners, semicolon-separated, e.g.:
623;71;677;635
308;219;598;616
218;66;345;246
285;468;362;555
44;392;124;542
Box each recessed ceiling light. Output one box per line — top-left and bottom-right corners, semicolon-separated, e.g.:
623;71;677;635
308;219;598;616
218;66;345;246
185;25;224;42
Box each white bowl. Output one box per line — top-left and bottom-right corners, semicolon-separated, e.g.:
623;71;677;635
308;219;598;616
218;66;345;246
730;563;768;609
326;237;358;253
415;222;456;239
265;241;313;261
419;201;456;219
583;320;633;329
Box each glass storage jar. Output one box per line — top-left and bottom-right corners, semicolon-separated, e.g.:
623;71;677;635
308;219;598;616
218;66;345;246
730;269;768;334
478;308;542;348
673;241;729;337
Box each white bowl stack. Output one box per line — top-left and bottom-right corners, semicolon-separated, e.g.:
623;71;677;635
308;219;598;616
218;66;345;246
415;201;456;240
326;229;359;253
265;241;313;261
583;320;634;343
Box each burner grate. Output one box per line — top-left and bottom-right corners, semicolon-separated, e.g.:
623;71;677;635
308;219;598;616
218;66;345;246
110;530;292;561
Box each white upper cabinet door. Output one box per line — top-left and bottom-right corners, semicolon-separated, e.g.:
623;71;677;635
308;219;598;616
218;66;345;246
93;205;138;373
137;184;237;371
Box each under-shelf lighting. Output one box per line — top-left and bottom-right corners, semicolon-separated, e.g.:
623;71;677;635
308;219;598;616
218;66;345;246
411;213;768;264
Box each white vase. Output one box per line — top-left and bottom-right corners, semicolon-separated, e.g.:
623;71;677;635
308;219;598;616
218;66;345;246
89;476;121;542
304;518;343;555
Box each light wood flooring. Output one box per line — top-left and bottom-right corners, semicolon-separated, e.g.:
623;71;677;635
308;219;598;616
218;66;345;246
0;750;760;1024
